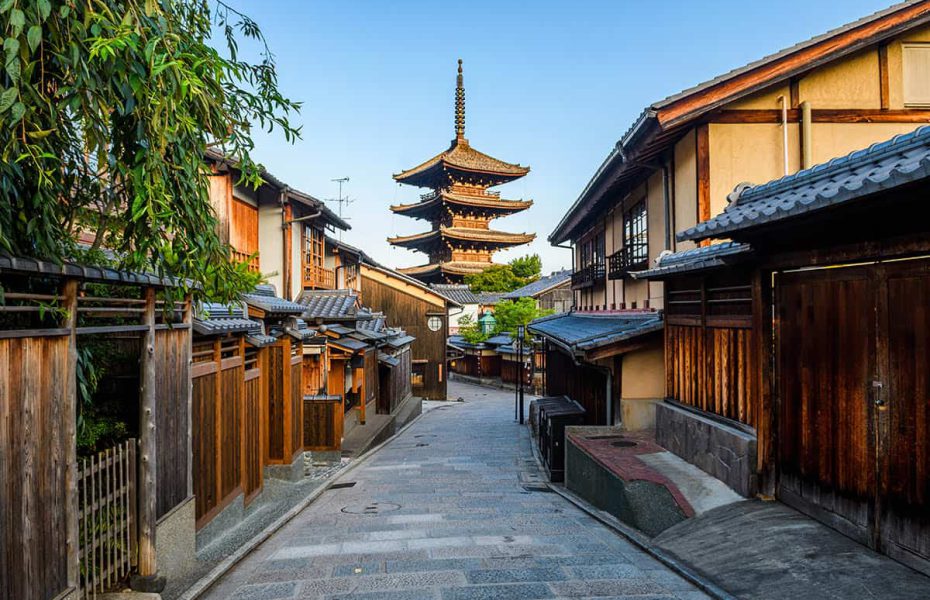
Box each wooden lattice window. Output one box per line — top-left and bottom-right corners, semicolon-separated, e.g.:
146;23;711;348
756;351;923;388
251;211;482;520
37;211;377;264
623;200;648;268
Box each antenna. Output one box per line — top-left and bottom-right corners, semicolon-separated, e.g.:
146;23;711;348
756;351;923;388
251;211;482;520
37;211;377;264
325;177;353;241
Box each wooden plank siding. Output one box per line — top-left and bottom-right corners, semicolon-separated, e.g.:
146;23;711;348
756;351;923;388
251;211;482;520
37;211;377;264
0;335;71;600
360;272;447;400
266;338;304;465
378;349;412;415
665;325;758;429
545;346;607;426
303;397;342;451
154;328;191;519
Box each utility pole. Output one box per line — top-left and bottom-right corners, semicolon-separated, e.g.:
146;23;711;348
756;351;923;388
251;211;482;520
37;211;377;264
326;177;352;241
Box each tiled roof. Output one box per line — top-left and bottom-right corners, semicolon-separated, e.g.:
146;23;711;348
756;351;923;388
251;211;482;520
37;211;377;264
296;289;359;321
243;285;306;316
430;284;480;305
502;270;572;300
283;316;322;342
485;334;514;346
447;334;484;350
388;227;535;248
391;192;532;218
394;138;529;187
633;242;753;279
398;261;490;278
194;302;261;336
0;255;194;288
679;126;930;241
245;321;278;348
383;334;416;349
529;311;663;353
330;337;369;353
378;352;401;368
477;292;504;305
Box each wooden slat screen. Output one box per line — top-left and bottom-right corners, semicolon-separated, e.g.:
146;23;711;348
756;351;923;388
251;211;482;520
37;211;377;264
303;397;342;451
154;328;190;519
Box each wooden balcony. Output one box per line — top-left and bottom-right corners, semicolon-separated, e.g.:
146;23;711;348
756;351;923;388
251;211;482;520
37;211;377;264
571;262;605;290
607;247;648;280
231;249;260;273
303;264;336;290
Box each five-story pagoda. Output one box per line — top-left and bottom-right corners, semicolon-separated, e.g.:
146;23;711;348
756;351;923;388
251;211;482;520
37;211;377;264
389;60;534;284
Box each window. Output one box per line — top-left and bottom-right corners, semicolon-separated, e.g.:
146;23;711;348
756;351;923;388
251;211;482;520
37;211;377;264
904;43;930;107
623;200;648;268
579;230;605;267
411;363;425;387
427;316;443;332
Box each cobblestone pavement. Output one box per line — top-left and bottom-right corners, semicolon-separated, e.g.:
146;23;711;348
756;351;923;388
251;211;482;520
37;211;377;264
201;382;709;600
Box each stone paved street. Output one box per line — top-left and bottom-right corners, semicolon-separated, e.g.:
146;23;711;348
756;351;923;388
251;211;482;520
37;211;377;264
201;382;709;600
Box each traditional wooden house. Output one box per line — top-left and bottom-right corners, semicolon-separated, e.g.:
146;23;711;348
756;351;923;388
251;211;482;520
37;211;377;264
204;150;351;300
388;60;534;283
430;283;480;334
637;125;930;576
501;270;573;314
540;0;930;432
360;261;459;400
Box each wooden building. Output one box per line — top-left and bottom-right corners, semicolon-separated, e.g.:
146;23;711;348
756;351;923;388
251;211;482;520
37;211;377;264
501;269;573;314
205;151;351;300
360;261;459;400
388;60;534;283
542;0;930;432
638;125;930;575
430;284;481;334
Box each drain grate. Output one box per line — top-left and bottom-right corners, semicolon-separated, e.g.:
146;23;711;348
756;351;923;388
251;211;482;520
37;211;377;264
415;443;429;447
521;484;554;493
413;434;437;439
341;501;401;515
330;481;357;490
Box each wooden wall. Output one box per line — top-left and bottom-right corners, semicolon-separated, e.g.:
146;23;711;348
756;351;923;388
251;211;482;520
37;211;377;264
230;198;259;255
0;335;71;600
378;349;412;415
361;273;447;399
545;346;607;425
265;338;303;465
154;328;191;519
303;396;342;451
501;358;531;385
665;324;758;428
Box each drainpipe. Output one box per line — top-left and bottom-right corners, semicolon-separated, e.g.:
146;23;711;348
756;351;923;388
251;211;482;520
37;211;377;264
778;95;789;176
553;241;576;311
279;187;291;297
800;101;813;170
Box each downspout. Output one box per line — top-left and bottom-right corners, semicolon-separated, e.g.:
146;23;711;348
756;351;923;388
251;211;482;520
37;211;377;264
778;96;789;176
553;241;575;310
279;187;291;296
800;101;813;170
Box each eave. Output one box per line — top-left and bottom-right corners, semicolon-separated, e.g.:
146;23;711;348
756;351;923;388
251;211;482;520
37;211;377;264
390;193;533;220
388;227;536;251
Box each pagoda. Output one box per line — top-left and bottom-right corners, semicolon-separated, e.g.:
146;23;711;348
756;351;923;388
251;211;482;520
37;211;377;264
388;60;534;284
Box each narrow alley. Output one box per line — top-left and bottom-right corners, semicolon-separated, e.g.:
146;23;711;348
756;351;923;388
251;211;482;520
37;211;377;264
201;382;708;600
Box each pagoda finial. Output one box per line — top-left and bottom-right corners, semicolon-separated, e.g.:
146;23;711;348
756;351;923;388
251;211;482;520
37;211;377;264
455;59;465;140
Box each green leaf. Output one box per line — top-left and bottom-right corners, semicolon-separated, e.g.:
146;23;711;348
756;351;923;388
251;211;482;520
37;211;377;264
0;0;12;15
10;101;24;122
27;25;40;53
0;87;16;113
37;0;51;21
9;8;24;36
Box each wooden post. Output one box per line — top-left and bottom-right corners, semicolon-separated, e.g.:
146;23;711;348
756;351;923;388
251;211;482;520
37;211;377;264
184;296;194;499
61;278;80;595
132;287;163;591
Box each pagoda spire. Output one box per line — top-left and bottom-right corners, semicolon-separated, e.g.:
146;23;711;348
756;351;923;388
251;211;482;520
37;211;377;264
455;59;465;140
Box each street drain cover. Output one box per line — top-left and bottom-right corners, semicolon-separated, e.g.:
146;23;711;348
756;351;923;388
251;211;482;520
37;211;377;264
611;440;638;448
415;443;429;447
341;501;401;515
414;434;436;438
521;484;554;493
330;481;357;490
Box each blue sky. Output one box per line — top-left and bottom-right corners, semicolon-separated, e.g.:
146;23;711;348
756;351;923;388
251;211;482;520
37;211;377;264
225;0;895;272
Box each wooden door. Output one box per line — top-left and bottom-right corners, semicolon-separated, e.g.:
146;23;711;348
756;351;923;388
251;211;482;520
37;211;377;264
776;266;876;545
776;260;930;573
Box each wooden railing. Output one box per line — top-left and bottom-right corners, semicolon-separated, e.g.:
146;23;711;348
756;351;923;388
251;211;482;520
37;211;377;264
303;263;335;290
607;247;648;280
571;262;605;290
231;249;260;273
79;439;137;599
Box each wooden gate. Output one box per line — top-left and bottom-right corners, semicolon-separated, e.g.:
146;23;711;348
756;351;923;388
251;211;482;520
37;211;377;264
776;260;930;573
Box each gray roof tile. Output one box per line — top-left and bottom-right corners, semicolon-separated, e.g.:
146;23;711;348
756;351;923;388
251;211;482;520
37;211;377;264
679;125;930;241
529;311;663;353
429;284;480;305
194;302;261;336
296;289;359;320
502;270;572;300
633;242;753;279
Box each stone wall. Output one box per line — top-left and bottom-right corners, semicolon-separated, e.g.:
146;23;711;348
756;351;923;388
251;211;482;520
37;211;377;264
655;402;757;497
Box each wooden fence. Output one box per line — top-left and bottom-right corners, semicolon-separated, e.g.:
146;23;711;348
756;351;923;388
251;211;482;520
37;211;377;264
378;348;411;415
303;395;343;451
79;440;137;599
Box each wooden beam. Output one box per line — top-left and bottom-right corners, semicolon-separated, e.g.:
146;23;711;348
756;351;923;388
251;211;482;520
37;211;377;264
136;287;159;583
696;124;711;247
712;108;930;124
789;78;800;109
879;43;890;110
658;1;930;126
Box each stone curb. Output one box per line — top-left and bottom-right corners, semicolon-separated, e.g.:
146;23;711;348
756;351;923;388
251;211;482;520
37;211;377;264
177;401;457;600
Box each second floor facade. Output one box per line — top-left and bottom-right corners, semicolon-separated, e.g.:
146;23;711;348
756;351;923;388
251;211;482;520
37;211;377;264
553;2;930;312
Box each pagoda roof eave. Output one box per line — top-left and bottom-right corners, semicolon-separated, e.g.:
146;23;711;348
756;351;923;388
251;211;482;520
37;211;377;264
390;194;534;219
393;138;529;187
387;227;536;251
398;261;492;278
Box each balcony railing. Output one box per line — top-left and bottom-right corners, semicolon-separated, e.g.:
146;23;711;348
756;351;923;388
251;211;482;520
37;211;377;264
303;264;336;290
571;262;606;290
607;246;648;280
231;249;260;273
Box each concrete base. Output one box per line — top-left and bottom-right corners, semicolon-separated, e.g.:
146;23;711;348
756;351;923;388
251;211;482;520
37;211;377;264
565;427;689;537
98;594;161;600
620;397;662;431
128;574;166;593
306;450;341;466
392;393;422;430
263;454;304;482
196;495;244;552
655;402;758;497
155;497;196;586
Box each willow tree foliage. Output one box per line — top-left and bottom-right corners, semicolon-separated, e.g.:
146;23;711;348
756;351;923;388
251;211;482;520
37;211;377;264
0;0;300;301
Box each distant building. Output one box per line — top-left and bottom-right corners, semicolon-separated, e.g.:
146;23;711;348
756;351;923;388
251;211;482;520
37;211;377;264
430;284;480;334
388;60;534;283
502;270;573;313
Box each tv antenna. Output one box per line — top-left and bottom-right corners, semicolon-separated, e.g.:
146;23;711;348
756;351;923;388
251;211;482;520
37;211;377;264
326;177;353;240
